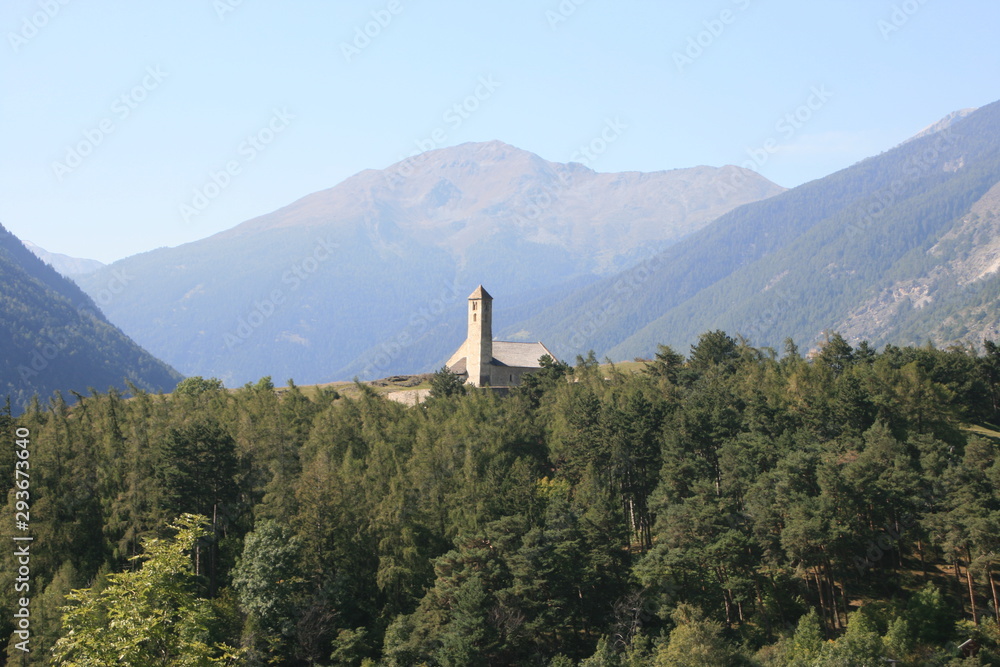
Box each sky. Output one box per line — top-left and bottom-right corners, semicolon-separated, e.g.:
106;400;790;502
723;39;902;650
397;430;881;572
1;1;998;264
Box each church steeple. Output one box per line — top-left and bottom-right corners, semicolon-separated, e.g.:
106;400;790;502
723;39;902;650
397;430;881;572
466;285;493;386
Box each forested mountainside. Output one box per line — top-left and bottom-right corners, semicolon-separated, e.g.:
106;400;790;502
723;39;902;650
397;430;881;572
4;333;1000;665
509;101;1000;363
0;223;180;412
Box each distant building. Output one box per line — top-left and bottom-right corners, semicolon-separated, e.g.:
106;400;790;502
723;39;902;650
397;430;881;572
446;285;554;387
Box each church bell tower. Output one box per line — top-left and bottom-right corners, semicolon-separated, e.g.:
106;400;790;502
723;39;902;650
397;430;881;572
466;285;493;386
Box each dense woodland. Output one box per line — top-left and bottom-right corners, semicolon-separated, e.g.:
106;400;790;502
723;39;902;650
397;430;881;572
3;331;1000;665
0;222;181;412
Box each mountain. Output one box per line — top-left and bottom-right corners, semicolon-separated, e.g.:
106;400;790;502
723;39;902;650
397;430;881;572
505;102;1000;361
75;141;784;385
0;223;182;412
24;241;106;277
902;107;977;145
838;176;1000;346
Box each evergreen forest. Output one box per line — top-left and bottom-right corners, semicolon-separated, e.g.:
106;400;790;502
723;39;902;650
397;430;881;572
4;331;1000;665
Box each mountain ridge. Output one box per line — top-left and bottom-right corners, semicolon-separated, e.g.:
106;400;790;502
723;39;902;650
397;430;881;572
0;223;182;411
504;101;1000;361
76;140;784;385
23;241;105;277
208;140;783;272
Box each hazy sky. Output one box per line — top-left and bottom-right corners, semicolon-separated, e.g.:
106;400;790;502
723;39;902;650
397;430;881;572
2;1;998;263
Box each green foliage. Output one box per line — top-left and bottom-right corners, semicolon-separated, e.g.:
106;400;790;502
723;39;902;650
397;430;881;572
820;611;885;666
580;636;619;667
653;604;743;666
644;344;685;384
174;376;226;396
786;608;824;665
883;616;915;663
244;376;275;393
329;627;369;666
159;419;238;520
8;333;1000;664
907;584;957;645
52;514;240;665
231;520;305;642
817;333;855;376
429;365;466;398
689;330;740;373
520;354;573;406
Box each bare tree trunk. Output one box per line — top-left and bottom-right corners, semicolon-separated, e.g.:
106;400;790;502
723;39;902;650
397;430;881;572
988;562;1000;625
955;555;965;616
965;550;979;625
917;537;927;580
839;579;850;627
719;568;733;626
895;517;903;572
629;498;637;540
813;569;830;634
822;563;842;630
210;502;219;597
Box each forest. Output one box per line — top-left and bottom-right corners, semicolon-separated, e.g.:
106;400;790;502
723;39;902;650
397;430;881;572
3;331;1000;665
0;222;181;413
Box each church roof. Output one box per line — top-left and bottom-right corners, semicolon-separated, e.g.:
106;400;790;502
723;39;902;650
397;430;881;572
446;342;553;375
491;341;552;368
469;285;492;300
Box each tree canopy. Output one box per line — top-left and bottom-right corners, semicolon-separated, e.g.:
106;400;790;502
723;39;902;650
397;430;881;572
3;335;1000;665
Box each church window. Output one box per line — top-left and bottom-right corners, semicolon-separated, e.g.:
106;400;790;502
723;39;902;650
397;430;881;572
473;314;477;322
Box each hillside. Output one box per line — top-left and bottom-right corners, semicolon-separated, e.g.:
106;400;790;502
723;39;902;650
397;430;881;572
23;240;105;277
506;101;1000;361
75;141;783;385
0;223;181;411
5;337;1000;663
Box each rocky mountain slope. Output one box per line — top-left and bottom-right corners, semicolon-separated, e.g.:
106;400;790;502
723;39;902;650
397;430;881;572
505;101;1000;360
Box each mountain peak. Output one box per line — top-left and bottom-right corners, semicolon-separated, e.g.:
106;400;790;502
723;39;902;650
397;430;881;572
83;139;786;385
220;139;785;263
383;139;561;181
902;107;978;145
426;139;537;159
454;139;529;156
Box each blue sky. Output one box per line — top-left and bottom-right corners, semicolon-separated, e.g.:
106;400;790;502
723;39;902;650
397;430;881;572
2;0;998;263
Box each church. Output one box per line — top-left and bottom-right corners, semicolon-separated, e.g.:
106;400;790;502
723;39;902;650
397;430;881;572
446;286;554;387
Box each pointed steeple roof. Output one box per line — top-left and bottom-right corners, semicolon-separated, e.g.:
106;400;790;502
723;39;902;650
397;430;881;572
469;285;492;300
